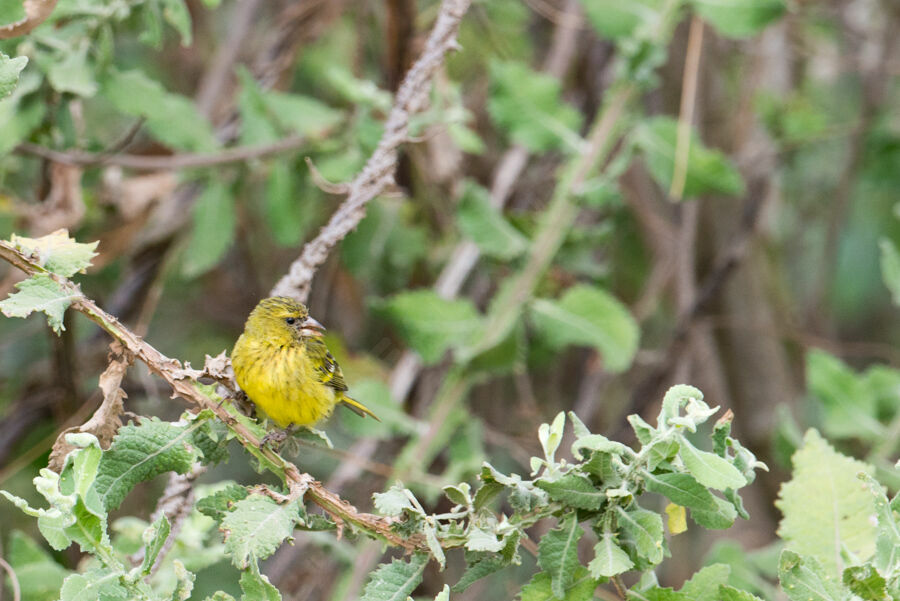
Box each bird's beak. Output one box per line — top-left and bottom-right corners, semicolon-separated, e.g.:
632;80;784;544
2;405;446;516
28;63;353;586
299;316;326;337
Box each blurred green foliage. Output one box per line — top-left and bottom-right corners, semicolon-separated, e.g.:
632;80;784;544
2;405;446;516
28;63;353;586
1;0;899;599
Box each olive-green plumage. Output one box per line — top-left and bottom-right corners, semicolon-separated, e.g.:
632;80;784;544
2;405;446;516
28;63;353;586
231;297;378;428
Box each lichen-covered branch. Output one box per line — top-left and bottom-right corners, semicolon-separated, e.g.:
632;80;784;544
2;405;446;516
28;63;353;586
269;0;472;301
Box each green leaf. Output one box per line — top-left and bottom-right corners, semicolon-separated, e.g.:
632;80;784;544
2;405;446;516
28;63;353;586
172;559;195;601
47;46;97;97
581;0;664;40
582;452;622;485
635;116;745;198
589;533;633;578
643;471;717;511
689;0;786;39
776;430;877;576
183;180;236;276
531;284;639;372
9;230;99;277
678;439;746;491
94;418;206;511
806;349;882;439
342;197;427;293
634;586;690;601
378;290;481;364
443;483;471;506
858;473;900;578
433;584;450;601
680;564;731;601
454;552;511;592
7;530;71;601
373;483;417;516
537;513;584;599
717;585;764;601
236;67;280;144
0;273;78;333
466;524;505;552
539;412;566;463
690;495;738;530
535;473;605;510
139;515;170;575
262;90;343;138
0;0;26;27
519;567;596;601
197;484;250;523
842;565;888;601
59;569;128;601
0;71;44;154
879;239;900;307
102;69;217;151
0;52;28;99
360;554;429;601
778;550;847;601
616;506;664;564
488;60;583;153
162;0;193;45
221;495;302;569
264;163;309;247
571;433;629;459
457;180;528;260
239;561;281;601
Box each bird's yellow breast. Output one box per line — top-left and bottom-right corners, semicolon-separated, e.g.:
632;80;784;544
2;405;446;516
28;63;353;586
232;335;336;428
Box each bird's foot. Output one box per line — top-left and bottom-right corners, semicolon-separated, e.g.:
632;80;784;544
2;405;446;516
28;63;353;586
260;429;289;449
260;425;298;450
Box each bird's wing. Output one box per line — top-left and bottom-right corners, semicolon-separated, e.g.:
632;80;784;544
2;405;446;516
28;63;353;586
305;337;380;421
305;337;348;392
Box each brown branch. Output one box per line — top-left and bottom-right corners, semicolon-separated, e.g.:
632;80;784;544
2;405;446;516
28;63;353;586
0;240;426;553
48;342;132;471
0;0;58;39
0;555;20;601
269;0;473;301
14;135;307;171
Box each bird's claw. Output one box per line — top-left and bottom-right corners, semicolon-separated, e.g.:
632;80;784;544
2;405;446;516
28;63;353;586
260;429;288;449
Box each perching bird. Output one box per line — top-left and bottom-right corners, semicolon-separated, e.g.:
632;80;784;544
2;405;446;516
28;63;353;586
231;297;378;444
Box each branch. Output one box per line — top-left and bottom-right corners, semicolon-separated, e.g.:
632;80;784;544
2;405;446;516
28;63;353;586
0;240;426;553
269;0;472;301
14;135;307;171
0;0;58;39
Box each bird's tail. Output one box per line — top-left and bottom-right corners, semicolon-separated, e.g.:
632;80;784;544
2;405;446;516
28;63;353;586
339;395;381;421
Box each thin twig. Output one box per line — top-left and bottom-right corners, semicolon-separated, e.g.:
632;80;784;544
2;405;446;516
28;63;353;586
15;135;307;171
0;556;20;601
669;17;704;201
269;0;472;301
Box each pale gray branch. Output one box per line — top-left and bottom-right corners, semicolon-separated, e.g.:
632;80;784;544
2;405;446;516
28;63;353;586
269;0;472;301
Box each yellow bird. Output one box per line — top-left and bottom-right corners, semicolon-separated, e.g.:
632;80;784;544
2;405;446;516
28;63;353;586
231;297;378;443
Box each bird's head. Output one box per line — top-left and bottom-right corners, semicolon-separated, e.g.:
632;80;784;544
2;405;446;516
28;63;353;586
244;296;326;344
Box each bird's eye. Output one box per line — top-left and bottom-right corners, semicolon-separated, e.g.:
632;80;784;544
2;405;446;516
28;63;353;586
285;317;296;325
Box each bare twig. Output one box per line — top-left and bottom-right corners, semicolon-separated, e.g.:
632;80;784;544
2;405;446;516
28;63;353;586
669;17;704;201
0;556;20;601
269;0;472;301
15;135;307;171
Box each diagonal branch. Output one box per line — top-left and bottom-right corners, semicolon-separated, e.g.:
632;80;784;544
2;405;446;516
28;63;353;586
270;0;472;301
0;239;425;553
